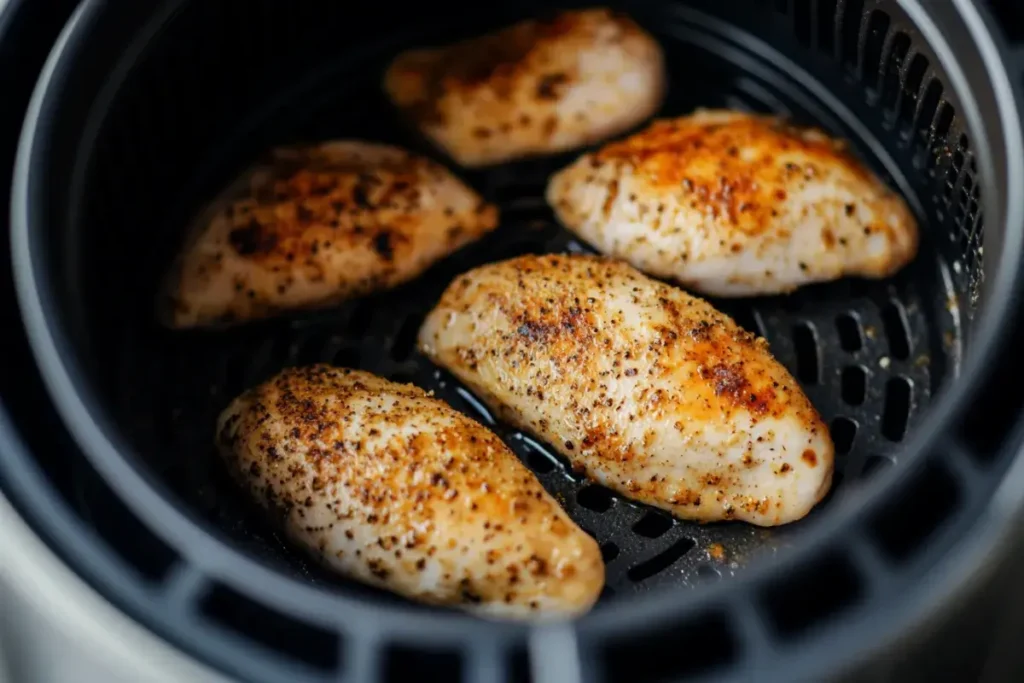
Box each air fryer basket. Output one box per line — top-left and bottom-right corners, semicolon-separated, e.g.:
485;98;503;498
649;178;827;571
9;0;1024;681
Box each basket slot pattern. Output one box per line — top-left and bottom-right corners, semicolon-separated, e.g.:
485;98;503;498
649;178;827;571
865;458;961;563
199;582;343;674
758;549;864;639
598;609;738;683
776;0;985;313
382;644;463;683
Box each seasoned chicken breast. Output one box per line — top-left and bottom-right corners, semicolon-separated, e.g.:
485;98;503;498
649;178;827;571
547;109;919;296
216;365;603;620
162;141;498;328
383;8;666;167
418;254;834;526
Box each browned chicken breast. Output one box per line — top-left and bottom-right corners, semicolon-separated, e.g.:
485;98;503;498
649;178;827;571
162;141;498;328
383;8;666;167
547;109;919;296
217;365;604;620
418;254;834;526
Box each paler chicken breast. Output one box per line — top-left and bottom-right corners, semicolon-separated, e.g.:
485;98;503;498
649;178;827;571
547;109;919;296
418;254;834;526
383;8;665;167
216;365;604;620
161;141;498;328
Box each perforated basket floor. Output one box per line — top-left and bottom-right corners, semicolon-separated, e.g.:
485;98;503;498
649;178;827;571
71;4;965;612
146;217;947;599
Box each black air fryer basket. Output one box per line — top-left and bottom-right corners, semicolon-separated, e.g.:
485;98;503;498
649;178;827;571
6;0;1024;681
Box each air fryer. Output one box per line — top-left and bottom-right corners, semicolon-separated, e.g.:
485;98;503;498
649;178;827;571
4;0;1024;682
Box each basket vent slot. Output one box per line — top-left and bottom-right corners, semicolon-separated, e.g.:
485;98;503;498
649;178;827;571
881;300;912;360
793;322;821;384
509;645;532;683
600;610;737;683
525;445;558;473
199;583;341;672
383;644;462;683
759;550;864;638
816;0;838;53
899;55;931;136
859;10;890;87
577;484;616;513
878;32;911;117
944;135;970;202
839;0;865;70
627;538;697;582
918;97;953;168
881;376;913;442
728;305;766;338
836;312;864;351
831;416;858;455
841;365;867;406
960;337;1024;462
867;460;960;562
632;511;674;539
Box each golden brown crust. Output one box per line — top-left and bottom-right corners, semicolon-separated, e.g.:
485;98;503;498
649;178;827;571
591;113;879;236
384;8;665;167
419;254;835;525
223;151;474;266
164;142;498;328
217;366;604;618
547;110;919;296
431;255;813;426
389;10;647;114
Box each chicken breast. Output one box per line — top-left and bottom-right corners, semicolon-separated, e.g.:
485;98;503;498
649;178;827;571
216;365;604;620
547;109;919;296
418;254;834;526
162;141;499;328
383;8;666;167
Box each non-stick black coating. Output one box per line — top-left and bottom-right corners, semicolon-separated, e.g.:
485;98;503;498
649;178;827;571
57;2;962;606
